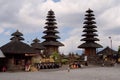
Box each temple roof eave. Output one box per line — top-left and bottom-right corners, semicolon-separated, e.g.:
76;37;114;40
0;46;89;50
43;30;59;33
83;25;97;28
31;43;45;50
11;30;23;36
42;35;60;39
42;41;64;46
97;47;117;55
0;41;35;54
82;33;98;36
78;42;103;48
83;29;97;32
81;38;99;41
84;21;96;24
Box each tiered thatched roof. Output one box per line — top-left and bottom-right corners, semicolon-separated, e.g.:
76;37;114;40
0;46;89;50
78;9;102;48
31;38;45;50
79;42;103;48
42;10;64;47
1;41;34;54
1;30;35;55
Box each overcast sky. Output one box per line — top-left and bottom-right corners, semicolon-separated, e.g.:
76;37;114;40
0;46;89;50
0;0;120;54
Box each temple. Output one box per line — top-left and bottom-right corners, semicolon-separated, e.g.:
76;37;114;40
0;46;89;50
0;30;36;70
78;9;102;57
42;10;64;57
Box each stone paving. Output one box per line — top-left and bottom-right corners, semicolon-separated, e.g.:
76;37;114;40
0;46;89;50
0;65;120;80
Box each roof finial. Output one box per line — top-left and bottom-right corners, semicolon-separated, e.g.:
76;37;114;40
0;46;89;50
50;9;53;11
88;8;91;10
86;8;93;13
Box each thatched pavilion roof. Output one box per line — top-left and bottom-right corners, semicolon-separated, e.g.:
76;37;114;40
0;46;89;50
31;38;45;50
42;41;64;46
97;47;118;55
1;30;35;55
0;41;35;54
11;30;23;36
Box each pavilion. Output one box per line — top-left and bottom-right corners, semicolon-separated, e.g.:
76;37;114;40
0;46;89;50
0;30;36;70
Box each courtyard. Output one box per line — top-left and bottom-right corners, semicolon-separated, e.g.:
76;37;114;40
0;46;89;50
0;65;120;80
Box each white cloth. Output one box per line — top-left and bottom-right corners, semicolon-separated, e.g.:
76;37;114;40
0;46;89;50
0;50;5;58
84;56;87;61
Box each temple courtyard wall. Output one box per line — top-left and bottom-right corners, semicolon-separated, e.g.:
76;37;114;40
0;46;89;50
0;65;120;80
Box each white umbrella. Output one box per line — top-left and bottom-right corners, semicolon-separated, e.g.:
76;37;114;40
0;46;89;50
0;50;5;58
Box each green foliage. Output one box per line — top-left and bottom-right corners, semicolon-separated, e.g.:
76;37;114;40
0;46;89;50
61;59;69;64
50;52;60;63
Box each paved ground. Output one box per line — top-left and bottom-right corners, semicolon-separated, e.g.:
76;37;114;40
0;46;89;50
0;65;120;80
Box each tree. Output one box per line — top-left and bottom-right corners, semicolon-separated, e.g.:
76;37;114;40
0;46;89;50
50;52;60;63
118;46;120;54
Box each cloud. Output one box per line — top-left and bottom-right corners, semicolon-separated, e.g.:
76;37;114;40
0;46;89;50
59;35;81;54
0;0;46;33
98;5;120;29
4;31;10;35
59;26;84;54
0;27;4;33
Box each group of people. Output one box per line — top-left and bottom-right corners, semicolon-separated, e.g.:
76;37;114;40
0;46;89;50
35;62;60;70
69;62;82;69
69;55;88;69
25;62;60;71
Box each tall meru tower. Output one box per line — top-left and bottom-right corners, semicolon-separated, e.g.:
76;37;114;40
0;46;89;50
42;10;64;57
78;9;102;57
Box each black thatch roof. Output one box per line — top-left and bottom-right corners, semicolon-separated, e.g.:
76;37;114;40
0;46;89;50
86;8;93;13
31;43;45;50
42;41;64;46
83;29;97;32
11;30;24;41
10;36;24;41
78;9;102;49
82;33;98;36
42;10;64;47
31;38;45;50
0;30;36;55
11;30;23;36
97;47;118;55
43;30;59;33
81;38;99;41
42;35;60;39
78;42;102;48
1;41;35;54
83;25;97;28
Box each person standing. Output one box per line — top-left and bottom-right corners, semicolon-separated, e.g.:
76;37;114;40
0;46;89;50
84;55;88;66
2;66;7;72
67;64;70;72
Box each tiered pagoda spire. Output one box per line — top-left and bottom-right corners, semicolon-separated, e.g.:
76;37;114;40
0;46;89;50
78;9;102;56
10;30;24;41
1;30;35;55
42;10;64;57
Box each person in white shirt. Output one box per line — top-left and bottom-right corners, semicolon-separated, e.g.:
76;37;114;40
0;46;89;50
84;55;88;66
